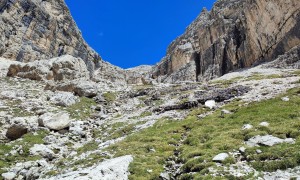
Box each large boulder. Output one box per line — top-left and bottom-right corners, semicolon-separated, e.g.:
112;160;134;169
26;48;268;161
50;91;79;107
45;80;98;98
246;135;295;147
29;144;55;160
38;112;71;131
7;55;89;81
5;124;28;140
44;155;133;180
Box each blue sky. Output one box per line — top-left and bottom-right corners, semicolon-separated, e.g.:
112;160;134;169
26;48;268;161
65;0;215;69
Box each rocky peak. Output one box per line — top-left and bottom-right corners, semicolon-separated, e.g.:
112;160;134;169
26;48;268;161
0;0;126;81
151;0;300;83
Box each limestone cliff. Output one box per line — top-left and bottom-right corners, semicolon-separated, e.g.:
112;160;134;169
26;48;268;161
152;0;300;83
0;0;126;83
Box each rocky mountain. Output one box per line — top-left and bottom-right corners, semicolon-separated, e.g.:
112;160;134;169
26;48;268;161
0;0;300;180
151;0;300;83
0;0;127;83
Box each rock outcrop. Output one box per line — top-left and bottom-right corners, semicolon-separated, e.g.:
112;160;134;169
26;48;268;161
0;0;100;72
0;0;129;84
152;0;300;83
7;55;90;81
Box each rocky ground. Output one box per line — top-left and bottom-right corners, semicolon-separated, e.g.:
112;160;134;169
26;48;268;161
0;57;300;180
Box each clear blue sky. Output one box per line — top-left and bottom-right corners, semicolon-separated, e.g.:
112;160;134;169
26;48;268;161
65;0;215;69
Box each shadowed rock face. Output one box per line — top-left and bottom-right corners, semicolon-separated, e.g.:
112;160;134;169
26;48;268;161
0;0;101;74
151;0;300;83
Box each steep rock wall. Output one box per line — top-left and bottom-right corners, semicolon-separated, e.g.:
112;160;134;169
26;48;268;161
152;0;300;83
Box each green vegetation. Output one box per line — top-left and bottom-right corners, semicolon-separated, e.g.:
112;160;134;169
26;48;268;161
106;88;300;179
292;70;300;76
103;92;117;103
140;111;152;118
0;130;48;175
64;97;97;120
246;73;283;81
211;76;244;87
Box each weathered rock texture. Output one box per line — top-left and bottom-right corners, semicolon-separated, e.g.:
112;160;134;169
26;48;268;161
152;0;300;83
7;55;90;81
0;0;100;72
0;0;129;84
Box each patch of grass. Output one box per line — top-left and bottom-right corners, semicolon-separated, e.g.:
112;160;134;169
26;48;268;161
246;74;283;81
103;92;117;103
106;87;300;179
140;111;152;118
77;141;99;155
292;70;300;76
211;76;244;87
0;130;48;175
64;97;97;120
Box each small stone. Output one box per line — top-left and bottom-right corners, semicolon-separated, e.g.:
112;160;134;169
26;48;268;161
281;96;290;102
147;169;153;173
2;172;16;180
256;149;262;154
6;125;28;141
160;172;170;180
239;147;246;153
213;153;229;162
205;100;216;109
242;124;253;130
259;122;269;127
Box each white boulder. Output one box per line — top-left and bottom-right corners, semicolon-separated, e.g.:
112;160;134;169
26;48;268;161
38;112;71;131
205;100;216;109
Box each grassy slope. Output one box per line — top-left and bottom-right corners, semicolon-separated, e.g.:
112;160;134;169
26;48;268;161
107;88;300;179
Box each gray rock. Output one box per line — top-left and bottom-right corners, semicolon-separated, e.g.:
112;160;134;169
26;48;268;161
246;135;295;147
6;125;28;141
74;81;98;98
38;112;71;131
8;55;90;81
242;124;253;130
159;172;170;180
151;0;300;83
43;155;133;180
256;149;262;154
50;91;79;107
281;96;290;102
259;122;269;127
239;147;246;153
1;172;16;180
30;144;55;160
213;153;229;162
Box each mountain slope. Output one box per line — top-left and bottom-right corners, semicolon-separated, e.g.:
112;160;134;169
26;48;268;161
151;0;300;83
0;0;128;84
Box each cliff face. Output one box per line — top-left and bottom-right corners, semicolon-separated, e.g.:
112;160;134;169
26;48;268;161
152;0;300;83
0;0;127;83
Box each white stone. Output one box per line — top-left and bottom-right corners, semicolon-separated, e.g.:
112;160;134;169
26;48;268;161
43;155;133;180
242;124;253;130
246;135;295;147
205;100;216;109
1;172;16;180
38;112;71;130
30;144;55;159
50;91;78;107
239;147;246;153
259;122;269;127
281;96;290;102
213;153;229;162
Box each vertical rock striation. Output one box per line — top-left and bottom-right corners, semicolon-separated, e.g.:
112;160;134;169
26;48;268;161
152;0;300;83
0;0;126;83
